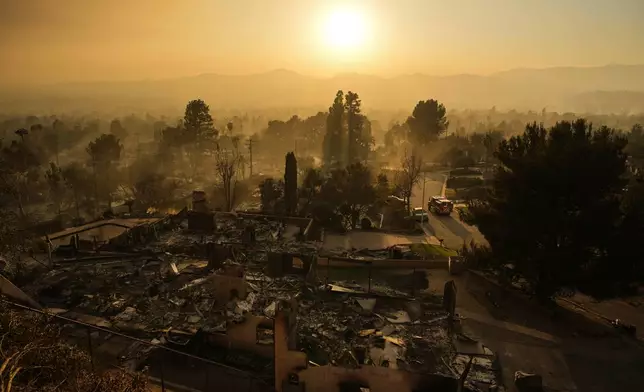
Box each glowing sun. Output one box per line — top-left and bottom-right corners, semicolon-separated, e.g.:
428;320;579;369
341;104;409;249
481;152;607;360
322;7;369;51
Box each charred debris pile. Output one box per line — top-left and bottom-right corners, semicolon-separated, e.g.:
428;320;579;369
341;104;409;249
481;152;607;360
13;208;499;391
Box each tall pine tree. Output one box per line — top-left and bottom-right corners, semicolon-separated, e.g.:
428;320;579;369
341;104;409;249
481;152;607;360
323;91;345;168
345;91;361;164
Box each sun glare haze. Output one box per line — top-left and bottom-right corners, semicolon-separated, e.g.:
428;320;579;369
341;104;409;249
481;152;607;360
1;0;643;82
1;1;644;392
321;6;370;51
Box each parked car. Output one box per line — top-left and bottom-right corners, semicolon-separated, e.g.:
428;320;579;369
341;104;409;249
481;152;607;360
410;207;429;222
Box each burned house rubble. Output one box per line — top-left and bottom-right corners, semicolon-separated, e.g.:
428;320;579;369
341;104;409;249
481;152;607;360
5;207;501;392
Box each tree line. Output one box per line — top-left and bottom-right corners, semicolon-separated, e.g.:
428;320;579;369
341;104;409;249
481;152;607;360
256;89;644;305
256;90;446;230
3;90;644;305
462;119;644;302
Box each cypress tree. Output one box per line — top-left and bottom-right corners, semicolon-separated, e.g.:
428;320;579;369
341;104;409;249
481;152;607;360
284;152;298;215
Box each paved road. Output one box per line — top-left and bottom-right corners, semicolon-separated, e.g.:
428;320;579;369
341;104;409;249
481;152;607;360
414;173;644;391
428;270;576;391
429;269;644;392
411;172;487;250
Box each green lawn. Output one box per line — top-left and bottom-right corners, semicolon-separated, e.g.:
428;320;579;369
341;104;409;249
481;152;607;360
409;243;458;257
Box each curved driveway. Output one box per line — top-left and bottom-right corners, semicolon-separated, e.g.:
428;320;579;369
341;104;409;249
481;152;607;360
411;172;487;250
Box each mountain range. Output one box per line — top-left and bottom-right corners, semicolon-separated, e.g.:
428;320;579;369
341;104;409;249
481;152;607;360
3;64;644;114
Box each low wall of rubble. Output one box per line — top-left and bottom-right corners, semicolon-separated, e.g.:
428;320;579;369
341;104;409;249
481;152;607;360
463;269;627;338
106;217;171;249
317;256;449;270
463;269;529;309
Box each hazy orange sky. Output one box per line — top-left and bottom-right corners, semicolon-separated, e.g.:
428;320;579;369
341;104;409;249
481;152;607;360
1;0;643;84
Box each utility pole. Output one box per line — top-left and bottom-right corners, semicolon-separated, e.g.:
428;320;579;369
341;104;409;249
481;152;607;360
246;138;254;177
420;172;427;225
91;159;99;217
